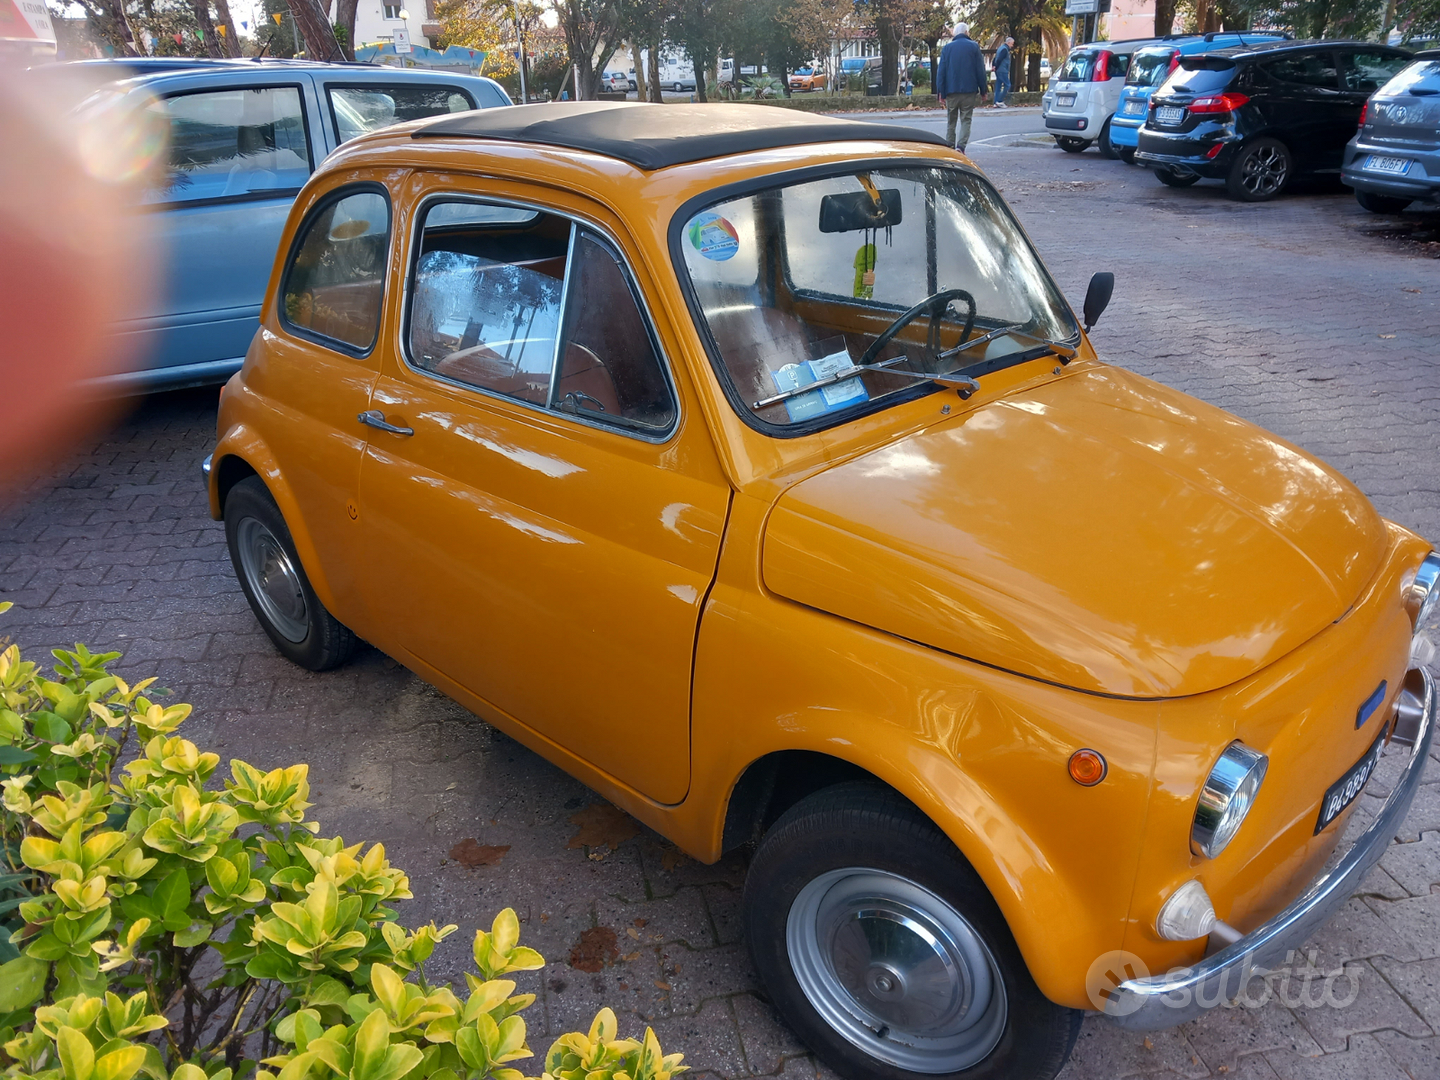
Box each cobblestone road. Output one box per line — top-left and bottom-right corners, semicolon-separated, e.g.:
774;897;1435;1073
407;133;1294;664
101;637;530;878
2;130;1439;1080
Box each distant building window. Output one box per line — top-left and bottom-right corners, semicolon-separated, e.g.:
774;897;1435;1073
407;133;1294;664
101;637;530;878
382;4;402;18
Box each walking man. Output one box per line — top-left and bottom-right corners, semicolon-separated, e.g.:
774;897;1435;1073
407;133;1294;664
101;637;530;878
935;23;988;153
993;36;1013;107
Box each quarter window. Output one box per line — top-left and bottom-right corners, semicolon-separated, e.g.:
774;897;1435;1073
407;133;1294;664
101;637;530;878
282;189;391;353
1340;51;1410;94
407;199;676;435
1262;52;1339;89
328;85;475;143
143;87;310;205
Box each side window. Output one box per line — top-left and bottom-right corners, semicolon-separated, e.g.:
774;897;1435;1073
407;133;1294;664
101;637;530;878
328;85;475;144
1340;52;1411;93
1262;52;1339;90
407;199;677;435
1108;53;1131;80
282;189;391;353
143;87;310;205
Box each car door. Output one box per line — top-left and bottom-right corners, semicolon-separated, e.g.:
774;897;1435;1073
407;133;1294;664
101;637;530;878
1256;49;1347;171
356;182;731;804
112;72;325;386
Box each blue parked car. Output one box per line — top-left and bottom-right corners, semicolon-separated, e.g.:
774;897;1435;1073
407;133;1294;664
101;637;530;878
1110;32;1289;162
41;59;509;394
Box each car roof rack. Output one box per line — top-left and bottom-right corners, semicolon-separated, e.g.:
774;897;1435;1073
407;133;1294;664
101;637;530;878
1202;30;1292;41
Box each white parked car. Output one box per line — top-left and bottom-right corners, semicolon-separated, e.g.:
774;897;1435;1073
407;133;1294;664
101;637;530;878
1043;39;1152;157
600;70;629;94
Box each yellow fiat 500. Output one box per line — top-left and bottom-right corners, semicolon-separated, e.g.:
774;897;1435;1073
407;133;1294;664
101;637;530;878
205;103;1437;1080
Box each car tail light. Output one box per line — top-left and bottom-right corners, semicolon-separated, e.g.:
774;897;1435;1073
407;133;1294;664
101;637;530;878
1188;92;1249;114
1206;143;1224;159
1358;100;1368;127
1167;51;1181;76
1093;50;1113;82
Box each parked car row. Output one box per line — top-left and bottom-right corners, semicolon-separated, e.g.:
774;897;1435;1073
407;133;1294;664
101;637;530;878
1048;35;1435;207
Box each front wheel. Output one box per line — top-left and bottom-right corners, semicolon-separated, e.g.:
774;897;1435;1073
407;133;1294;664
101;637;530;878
1355;190;1413;214
1055;136;1087;153
744;783;1083;1080
224;475;357;671
1226;137;1291;201
1116;146;1136;164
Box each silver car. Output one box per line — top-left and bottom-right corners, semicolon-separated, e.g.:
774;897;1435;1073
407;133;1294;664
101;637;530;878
1342;48;1440;212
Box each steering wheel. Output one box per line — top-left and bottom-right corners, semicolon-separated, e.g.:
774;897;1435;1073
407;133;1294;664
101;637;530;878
858;289;976;369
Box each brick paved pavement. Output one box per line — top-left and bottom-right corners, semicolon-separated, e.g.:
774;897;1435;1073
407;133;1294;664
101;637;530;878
2;139;1439;1080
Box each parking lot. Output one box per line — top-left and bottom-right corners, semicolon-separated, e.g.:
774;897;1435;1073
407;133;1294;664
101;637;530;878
2;119;1439;1080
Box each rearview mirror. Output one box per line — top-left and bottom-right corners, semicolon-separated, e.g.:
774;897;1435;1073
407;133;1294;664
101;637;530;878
1083;272;1114;331
819;188;903;233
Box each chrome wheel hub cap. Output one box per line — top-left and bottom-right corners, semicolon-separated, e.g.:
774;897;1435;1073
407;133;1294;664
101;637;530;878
236;517;308;643
1242;146;1287;196
787;869;1007;1073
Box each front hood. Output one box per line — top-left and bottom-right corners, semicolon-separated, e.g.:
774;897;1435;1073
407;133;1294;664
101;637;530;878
762;367;1388;698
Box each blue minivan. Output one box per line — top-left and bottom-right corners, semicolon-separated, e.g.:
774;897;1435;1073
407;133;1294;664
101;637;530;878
1110;32;1288;161
44;59;509;394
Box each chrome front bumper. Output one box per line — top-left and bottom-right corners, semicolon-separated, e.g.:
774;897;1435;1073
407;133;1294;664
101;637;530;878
1106;667;1436;1030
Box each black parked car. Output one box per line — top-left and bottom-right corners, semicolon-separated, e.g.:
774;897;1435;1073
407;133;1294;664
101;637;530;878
1135;39;1411;201
1343;49;1440;213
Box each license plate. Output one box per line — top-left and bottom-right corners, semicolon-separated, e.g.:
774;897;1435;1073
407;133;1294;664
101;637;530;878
1057;93;1076;107
1314;730;1386;834
1364;155;1412;175
1123;99;1146;115
1156;106;1184;124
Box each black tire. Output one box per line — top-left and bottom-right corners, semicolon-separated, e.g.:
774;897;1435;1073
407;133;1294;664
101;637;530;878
1154;167;1200;188
1116;146;1136;164
1055;136;1087;153
1355;190;1413;214
1225;137;1291;202
1097;118;1118;159
673;82;683;93
224;476;357;671
744;783;1083;1080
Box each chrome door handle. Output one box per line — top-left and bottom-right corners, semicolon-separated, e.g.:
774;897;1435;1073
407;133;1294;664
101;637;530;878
358;409;414;436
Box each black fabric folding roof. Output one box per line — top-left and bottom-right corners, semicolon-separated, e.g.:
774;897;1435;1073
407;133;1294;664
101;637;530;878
412;102;950;171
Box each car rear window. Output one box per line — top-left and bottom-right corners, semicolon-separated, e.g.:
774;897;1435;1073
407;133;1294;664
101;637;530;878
1128;48;1177;87
1056;51;1096;82
1380;58;1440;96
1158;59;1237;96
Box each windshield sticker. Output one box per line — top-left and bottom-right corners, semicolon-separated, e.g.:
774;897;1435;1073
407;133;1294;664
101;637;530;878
687;213;740;261
772;350;869;422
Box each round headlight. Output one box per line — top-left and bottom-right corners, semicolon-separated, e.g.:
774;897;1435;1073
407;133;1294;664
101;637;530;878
1404;552;1440;630
1191;742;1268;859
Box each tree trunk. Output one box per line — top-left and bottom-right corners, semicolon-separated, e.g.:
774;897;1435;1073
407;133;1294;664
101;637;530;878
693;51;708;101
335;0;359;59
102;0;143;54
1153;0;1177;36
213;0;243;56
633;42;647;101
648;35;664;103
190;0;224;56
877;17;899;96
286;0;343;60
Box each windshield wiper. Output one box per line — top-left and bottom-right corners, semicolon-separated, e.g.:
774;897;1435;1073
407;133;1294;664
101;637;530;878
938;325;1079;363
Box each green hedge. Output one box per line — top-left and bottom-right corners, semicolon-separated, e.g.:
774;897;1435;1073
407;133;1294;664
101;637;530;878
740;90;1043;112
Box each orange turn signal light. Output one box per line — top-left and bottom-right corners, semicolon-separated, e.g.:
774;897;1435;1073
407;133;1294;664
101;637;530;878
1068;748;1107;786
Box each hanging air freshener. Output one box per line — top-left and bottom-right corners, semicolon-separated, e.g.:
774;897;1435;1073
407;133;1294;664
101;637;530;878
853;230;876;299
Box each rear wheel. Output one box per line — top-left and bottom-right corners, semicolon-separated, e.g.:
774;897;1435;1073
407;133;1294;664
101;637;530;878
744;783;1083;1080
224;476;357;671
673;82;683;93
1226;137;1291;201
1355;190;1413;214
1154;167;1200;188
1097;118;1118;159
1055;136;1087;153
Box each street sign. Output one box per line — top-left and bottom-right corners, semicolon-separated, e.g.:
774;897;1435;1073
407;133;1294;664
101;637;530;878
1064;0;1111;11
393;25;412;53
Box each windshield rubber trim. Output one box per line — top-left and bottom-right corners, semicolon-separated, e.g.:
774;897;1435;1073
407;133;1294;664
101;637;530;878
667;157;1080;441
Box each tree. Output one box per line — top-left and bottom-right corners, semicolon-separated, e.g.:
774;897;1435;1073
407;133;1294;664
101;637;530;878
961;0;1070;92
1398;0;1440;38
255;0;298;57
434;0;510;73
285;0;345;59
779;0;858;85
556;0;625;99
615;0;677;101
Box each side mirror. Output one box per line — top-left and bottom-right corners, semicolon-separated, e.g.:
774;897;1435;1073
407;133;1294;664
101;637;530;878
1083;272;1114;331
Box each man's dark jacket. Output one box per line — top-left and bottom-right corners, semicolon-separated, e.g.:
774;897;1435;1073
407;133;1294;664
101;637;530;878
935;34;988;97
994;43;1011;80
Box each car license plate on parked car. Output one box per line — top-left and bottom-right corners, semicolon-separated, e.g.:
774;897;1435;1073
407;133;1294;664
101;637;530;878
1057;93;1076;107
1155;106;1184;124
1314;730;1386;834
1364;155;1412;175
1122;100;1145;115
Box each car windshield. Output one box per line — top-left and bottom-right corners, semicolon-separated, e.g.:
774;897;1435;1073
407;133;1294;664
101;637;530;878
1056;51;1097;82
1381;59;1440;96
1128;48;1176;86
677;165;1079;432
842;58;866;72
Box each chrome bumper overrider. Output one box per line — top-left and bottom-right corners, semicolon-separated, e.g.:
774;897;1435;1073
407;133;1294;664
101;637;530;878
1107;667;1436;1030
201;453;213;482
